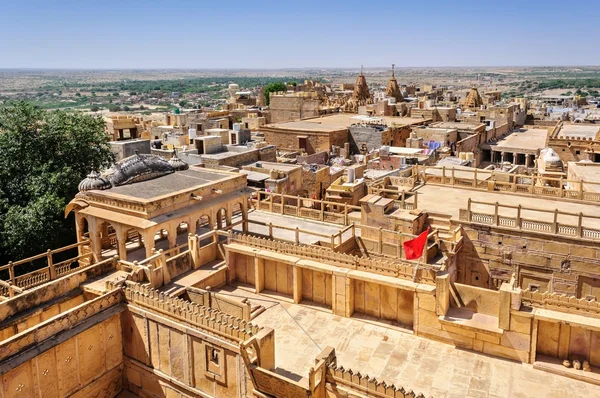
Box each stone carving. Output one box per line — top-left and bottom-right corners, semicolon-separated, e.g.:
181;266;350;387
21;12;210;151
342;67;374;113
463;86;483;110
384;64;404;103
78;151;189;191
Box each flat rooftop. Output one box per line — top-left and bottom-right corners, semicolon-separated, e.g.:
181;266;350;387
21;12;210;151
414;184;600;228
557;124;600;140
568;162;600;193
217;285;600;397
431;121;483;131
493;128;548;151
101;169;236;200
265;114;428;132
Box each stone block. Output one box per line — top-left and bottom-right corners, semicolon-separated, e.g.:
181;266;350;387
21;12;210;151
544;241;570;255
510;314;532;335
473;339;484;353
441;323;477;339
569;245;596;259
475;332;501;345
483;341;528;363
418;309;441;329
417;292;436;312
501;331;531;352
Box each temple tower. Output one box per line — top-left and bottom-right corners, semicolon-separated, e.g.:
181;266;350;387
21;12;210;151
384;64;403;103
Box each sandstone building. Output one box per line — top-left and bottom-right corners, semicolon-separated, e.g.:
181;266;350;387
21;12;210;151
4;119;600;397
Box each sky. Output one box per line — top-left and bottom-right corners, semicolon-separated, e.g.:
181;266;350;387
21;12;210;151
1;0;599;69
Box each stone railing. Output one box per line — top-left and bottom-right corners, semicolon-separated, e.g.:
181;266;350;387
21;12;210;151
230;233;437;283
123;283;261;342
186;286;252;321
252;191;361;226
327;363;428;398
419;165;600;204
0;288;123;361
0;241;93;296
521;289;600;317
459;199;600;241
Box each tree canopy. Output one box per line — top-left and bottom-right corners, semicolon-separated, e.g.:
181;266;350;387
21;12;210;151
0;101;114;263
263;82;287;106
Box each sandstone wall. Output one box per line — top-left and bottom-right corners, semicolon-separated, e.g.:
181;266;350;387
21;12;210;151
457;223;600;297
270;96;321;123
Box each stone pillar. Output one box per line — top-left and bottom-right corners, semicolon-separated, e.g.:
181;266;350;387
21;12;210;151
142;230;155;260
117;232;127;262
513;153;518;165
92;230;102;260
292;266;302;303
167;224;178;249
217;210;224;230
74;214;84;256
332;271;352;317
242;200;249;232
435;271;450;316
188;220;197;236
498;282;512;330
255;257;264;294
500;152;505;163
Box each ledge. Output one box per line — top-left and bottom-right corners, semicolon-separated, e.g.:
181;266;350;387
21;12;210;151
534;355;600;386
439;307;503;335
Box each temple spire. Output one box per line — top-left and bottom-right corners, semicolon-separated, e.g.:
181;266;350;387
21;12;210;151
392;64;395;77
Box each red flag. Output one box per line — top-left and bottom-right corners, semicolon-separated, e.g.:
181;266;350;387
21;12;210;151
403;228;430;260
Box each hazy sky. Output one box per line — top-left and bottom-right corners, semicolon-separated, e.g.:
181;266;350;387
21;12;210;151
1;0;598;69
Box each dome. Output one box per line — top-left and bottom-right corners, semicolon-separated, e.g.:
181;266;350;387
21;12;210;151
168;152;189;171
78;171;112;191
104;151;175;186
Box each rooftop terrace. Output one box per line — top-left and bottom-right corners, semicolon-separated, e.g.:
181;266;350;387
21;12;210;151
101;168;237;200
266;114;428;132
215;285;600;397
492;128;548;152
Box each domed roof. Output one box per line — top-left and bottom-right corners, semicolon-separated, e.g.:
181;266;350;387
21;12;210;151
168;152;189;171
78;171;111;192
76;152;191;192
105;151;174;186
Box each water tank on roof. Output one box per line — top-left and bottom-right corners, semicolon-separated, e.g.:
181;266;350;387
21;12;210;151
233;123;241;132
380;145;389;158
348;168;356;183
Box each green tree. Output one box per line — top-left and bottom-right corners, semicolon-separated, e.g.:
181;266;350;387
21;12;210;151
90;105;100;112
263;82;287;106
0;101;114;264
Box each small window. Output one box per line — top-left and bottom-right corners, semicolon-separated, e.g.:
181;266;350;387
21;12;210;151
204;344;225;383
575;150;581;155
528;283;540;292
210;348;219;364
